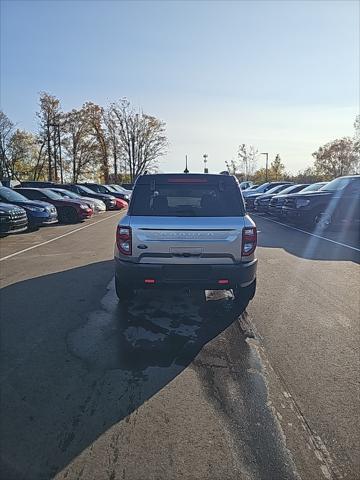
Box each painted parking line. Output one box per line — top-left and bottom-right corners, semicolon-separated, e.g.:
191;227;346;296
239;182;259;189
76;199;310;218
0;213;120;262
253;214;360;253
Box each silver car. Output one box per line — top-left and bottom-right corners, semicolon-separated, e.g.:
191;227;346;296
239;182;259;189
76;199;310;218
50;188;106;213
114;173;257;302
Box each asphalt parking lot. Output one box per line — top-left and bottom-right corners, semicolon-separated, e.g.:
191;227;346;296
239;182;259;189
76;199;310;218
0;211;359;480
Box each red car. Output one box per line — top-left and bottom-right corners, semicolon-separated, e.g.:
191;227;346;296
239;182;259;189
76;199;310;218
114;198;128;210
15;188;93;223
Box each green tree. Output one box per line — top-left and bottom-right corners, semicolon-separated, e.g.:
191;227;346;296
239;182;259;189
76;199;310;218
312;137;358;179
269;154;285;180
62;107;98;182
0;110;15;179
7;129;40;180
293;166;324;183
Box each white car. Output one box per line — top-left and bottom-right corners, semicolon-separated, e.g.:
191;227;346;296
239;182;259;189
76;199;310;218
108;184;132;197
50;188;106;213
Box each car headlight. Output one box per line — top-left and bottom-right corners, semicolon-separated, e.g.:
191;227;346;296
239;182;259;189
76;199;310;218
80;204;88;209
124;195;130;201
296;198;311;208
27;206;45;212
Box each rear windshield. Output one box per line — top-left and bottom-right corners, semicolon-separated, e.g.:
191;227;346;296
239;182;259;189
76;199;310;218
130;182;245;217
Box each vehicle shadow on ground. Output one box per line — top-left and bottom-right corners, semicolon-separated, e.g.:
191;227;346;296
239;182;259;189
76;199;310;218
0;261;250;480
254;215;360;263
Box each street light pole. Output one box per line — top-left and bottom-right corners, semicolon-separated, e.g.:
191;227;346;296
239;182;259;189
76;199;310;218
261;152;269;181
203;154;208;173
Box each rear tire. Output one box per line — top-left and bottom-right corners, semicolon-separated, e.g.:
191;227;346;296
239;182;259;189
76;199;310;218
233;279;256;304
115;275;134;302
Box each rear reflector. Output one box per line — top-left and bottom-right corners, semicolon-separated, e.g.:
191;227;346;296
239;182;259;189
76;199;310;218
218;279;229;285
144;279;156;284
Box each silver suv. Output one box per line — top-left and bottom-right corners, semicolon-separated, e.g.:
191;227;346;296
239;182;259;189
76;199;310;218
114;173;257;302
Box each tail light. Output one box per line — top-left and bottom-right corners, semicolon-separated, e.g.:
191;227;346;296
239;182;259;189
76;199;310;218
242;226;257;256
116;225;132;255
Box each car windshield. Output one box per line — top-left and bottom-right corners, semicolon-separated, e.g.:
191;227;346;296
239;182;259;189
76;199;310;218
321;177;360;192
264;184;290;195
251;183;269;193
111;185;125;193
42;189;63;200
77;185;97;195
277;185;306;195
131;183;245;216
0;187;28;202
90;184;109;194
53;189;79;199
300;182;327;192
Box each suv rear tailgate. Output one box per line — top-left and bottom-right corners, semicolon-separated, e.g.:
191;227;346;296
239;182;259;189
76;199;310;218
129;216;245;264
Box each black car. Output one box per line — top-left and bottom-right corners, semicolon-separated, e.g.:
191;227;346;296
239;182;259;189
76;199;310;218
244;182;293;210
0;203;28;236
79;183;130;202
20;181;57;188
121;183;134;190
282;175;360;229
58;184;117;210
267;184;310;216
0;186;58;229
248;183;293;211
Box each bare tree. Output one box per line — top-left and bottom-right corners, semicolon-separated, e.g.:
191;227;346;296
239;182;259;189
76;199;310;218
0;110;15;179
109;99;167;181
104;107;121;180
83;102;110;182
353;115;360;173
37;92;62;181
237;144;258;180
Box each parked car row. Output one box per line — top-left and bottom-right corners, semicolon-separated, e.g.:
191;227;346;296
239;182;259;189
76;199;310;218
244;176;360;230
0;181;131;237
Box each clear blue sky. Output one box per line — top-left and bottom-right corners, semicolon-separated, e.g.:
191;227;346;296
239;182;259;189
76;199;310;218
1;0;358;173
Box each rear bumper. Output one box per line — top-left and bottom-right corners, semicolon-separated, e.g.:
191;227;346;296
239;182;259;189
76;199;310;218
115;257;257;289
